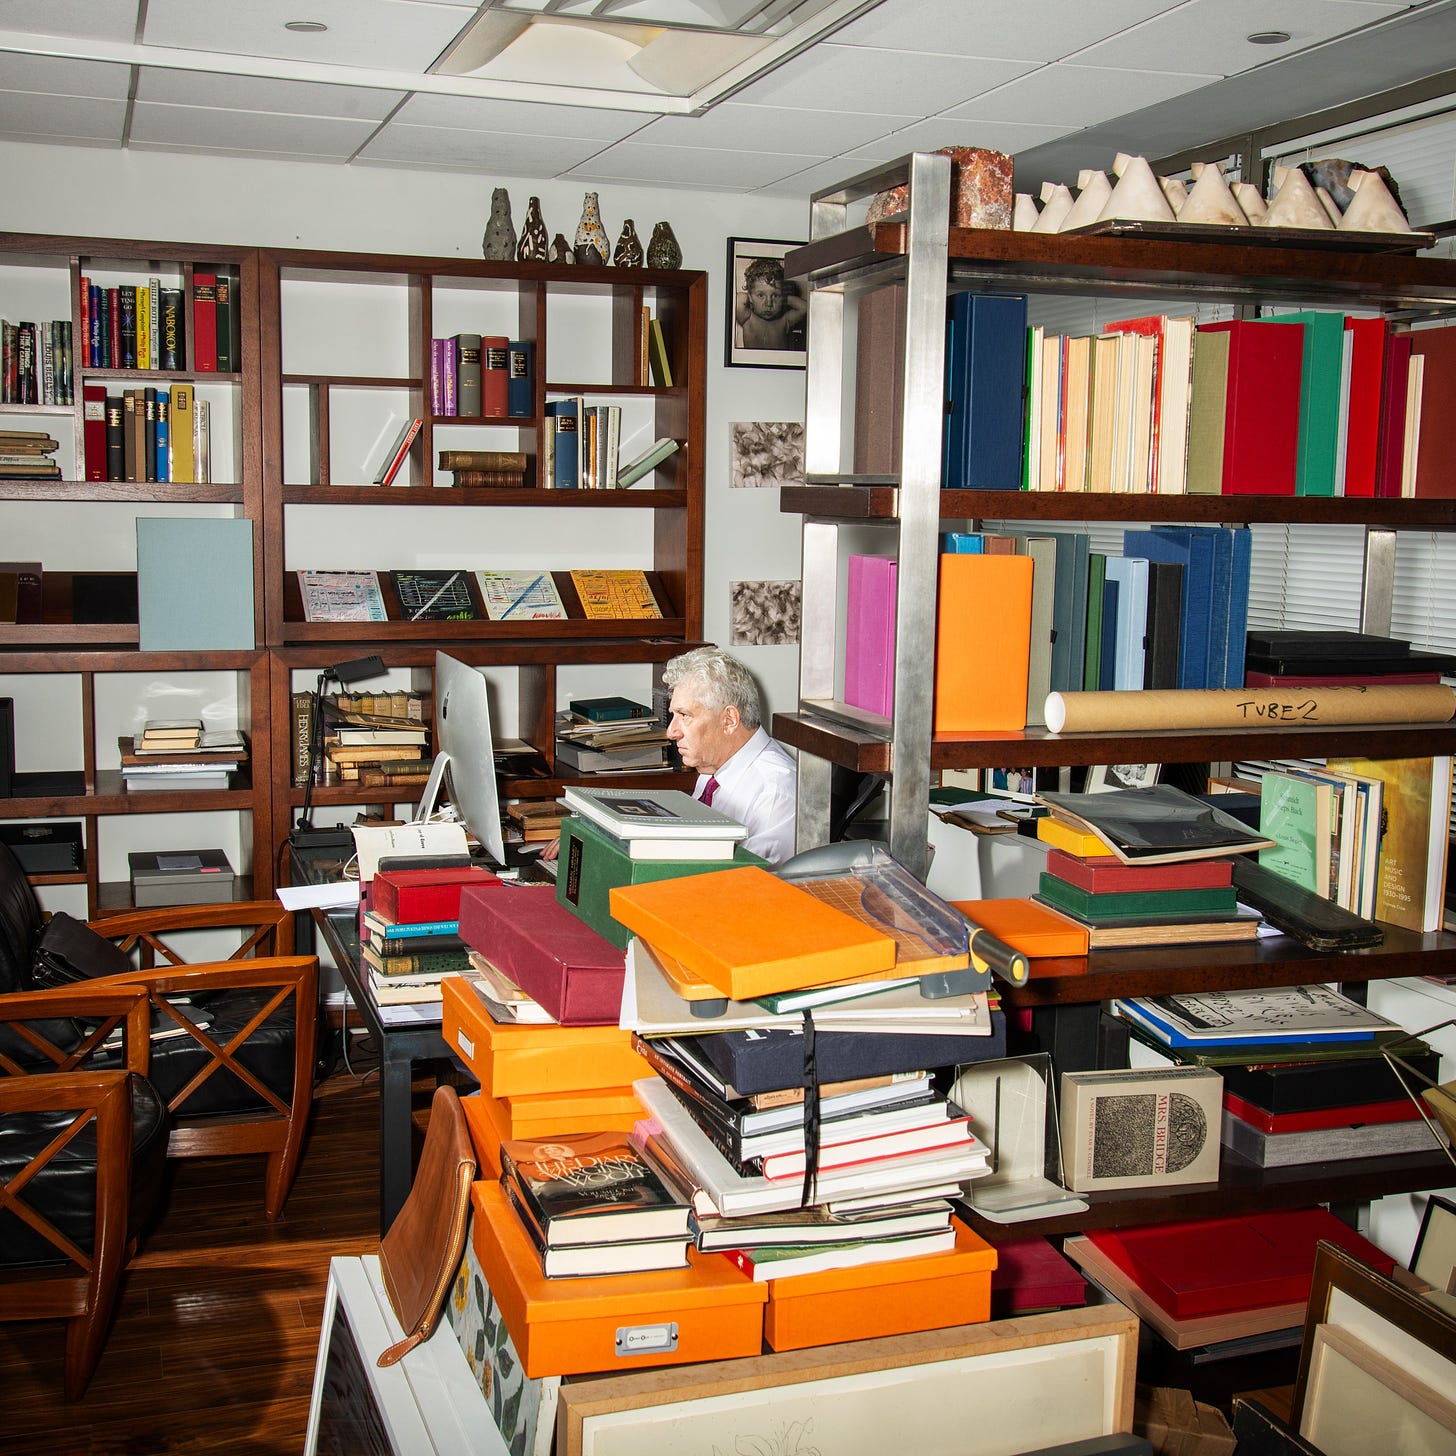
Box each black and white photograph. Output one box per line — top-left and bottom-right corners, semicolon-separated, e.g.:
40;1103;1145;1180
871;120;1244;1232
729;421;804;489
1087;763;1162;792
729;580;801;646
725;238;806;369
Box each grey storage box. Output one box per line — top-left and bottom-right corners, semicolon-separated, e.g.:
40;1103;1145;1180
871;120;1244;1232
128;848;236;906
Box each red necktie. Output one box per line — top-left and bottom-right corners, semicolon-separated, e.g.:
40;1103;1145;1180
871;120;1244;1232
700;776;719;806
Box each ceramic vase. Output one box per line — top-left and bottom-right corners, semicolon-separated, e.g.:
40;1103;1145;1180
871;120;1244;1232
646;221;682;270
613;219;645;267
1012;192;1041;231
481;187;517;261
549;233;575;265
1339;169;1412;232
1031;182;1074;233
1177;162;1247;226
574;192;610;266
1259;166;1334;229
1061;169;1112;231
516;196;549;262
1097;153;1177;225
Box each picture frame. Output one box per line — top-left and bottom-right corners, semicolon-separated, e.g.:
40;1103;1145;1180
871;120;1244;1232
1413;1194;1456;1299
1085;762;1162;793
557;1304;1137;1456
725;238;806;369
1292;1240;1456;1456
980;766;1061;804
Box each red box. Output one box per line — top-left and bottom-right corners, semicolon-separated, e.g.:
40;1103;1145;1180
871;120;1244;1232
471;1180;766;1378
370;865;499;924
761;1218;997;1351
458;883;625;1024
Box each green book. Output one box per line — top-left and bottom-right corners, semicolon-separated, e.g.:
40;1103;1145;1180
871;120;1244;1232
1276;310;1344;496
1083;551;1107;692
1257;768;1334;896
1038;872;1237;923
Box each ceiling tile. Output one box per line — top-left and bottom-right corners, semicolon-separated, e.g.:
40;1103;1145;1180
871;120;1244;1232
634;101;915;155
832;0;1191;63
1071;0;1413;76
136;66;399;119
130;99;378;157
852;115;1069;160
357;121;608;174
947;60;1217;129
569;138;821;188
142;0;474;72
731;41;1035;115
0;91;126;142
750;156;869;198
0;52;131;98
0;0;140;45
394;91;649;141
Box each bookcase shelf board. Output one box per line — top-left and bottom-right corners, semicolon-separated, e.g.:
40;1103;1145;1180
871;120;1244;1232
277;617;690;644
0;481;246;503
6;771;255;815
280;486;687;508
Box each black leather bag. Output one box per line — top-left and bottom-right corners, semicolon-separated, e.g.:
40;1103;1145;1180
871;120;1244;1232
33;912;133;989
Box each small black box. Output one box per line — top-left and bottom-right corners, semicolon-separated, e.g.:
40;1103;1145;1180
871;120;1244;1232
0;821;85;873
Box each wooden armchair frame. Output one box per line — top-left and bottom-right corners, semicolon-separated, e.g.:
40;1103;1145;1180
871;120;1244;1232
94;898;295;968
0;986;152;1399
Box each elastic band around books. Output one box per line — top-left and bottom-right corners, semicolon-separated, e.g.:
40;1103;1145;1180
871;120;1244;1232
799;1007;822;1208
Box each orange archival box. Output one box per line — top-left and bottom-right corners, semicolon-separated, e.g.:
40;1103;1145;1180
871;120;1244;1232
762;1218;998;1352
440;975;650;1097
471;1180;766;1378
460;1092;504;1177
608;865;896;1001
464;1085;644;1153
934;553;1033;732
950;897;1091;963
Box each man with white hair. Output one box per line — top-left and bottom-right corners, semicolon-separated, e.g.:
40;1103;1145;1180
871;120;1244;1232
662;645;797;866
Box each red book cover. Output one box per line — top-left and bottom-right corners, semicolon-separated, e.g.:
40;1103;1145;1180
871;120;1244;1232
370;865;500;925
79;274;91;370
192;270;218;371
458;883;625;1025
1087;1208;1395;1320
1374;331;1412;498
1044;849;1233;895
1343;316;1388;496
1222;1090;1420;1135
990;1234;1088;1315
1197;320;1302;495
1243;667;1441;688
83;381;108;482
482;335;509;418
1409;325;1456;497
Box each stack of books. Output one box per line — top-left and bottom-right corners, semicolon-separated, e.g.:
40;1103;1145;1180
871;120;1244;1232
1115;986;1442;1168
554;701;673;775
561;785;746;862
498;1131;692;1278
1243;629;1456;689
360;866;496;1006
437;448;530;489
319;691;431;789
0;426;61;477
120;720;245;792
505;798;568;845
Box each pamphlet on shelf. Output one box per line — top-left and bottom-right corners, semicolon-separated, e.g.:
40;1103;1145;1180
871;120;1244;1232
297;569;387;622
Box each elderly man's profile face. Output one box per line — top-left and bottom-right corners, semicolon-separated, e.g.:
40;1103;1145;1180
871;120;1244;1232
666;677;740;773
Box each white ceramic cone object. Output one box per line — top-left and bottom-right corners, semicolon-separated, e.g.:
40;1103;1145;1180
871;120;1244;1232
1259;166;1334;229
1097;153;1177;224
1177;162;1248;225
1339;169;1413;233
1160;176;1189;212
1231;182;1267;223
1032;182;1075;233
1013;192;1041;231
1062;169;1113;230
1317;187;1343;225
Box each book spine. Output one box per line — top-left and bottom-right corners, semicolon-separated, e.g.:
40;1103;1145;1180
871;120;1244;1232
105;287;119;368
148;276;161;369
79;276;91;369
430;338;444;417
135;286;149;377
143;386;157;482
483;334;509;417
118;285;137;369
39;322;55;404
365;917;461;938
192;271;218;371
455;334;482;415
443;343;457;417
170;384;195;482
105;394;124;481
215;270;233;372
154;389;170;483
83;383;107;482
88;283;102;368
160;289;184;371
123;390;140;482
195;397;210;483
507;339;533;418
290;690;313;787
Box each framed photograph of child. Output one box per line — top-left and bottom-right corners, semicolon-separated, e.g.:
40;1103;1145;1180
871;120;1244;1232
726;238;806;369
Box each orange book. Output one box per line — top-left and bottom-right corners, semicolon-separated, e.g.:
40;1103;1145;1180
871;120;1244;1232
441;976;650;1097
934;554;1033;732
762;1217;996;1351
470;1180;765;1378
609;866;896;1001
950;897;1090;960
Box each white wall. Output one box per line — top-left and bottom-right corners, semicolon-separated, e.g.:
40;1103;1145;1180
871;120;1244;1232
0;138;809;720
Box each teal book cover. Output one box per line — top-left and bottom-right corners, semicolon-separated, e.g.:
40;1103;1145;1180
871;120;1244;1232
136;517;254;651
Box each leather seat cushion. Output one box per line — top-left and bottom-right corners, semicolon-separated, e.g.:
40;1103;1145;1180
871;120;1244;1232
0;1072;169;1268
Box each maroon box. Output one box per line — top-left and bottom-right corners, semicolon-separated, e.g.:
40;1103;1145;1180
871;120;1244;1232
458;883;625;1024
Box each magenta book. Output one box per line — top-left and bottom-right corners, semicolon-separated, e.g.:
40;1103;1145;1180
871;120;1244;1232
844;553;897;717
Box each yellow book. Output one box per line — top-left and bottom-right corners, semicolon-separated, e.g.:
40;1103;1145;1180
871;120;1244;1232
136;286;150;374
570;568;662;619
609;866;896;1001
170;382;195;483
1037;814;1109;859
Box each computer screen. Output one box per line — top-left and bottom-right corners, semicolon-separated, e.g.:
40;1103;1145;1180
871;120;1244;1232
414;651;505;866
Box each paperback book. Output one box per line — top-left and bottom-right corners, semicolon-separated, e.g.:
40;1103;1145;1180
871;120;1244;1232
723;1226;957;1281
1113;986;1401;1048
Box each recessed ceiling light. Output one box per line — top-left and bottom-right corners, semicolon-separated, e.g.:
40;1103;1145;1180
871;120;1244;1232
1247;30;1291;44
285;20;329;33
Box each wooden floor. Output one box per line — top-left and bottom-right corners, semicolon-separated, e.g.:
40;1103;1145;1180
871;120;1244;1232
0;1067;389;1456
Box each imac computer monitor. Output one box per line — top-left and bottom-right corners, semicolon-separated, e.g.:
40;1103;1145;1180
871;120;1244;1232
414;651;505;866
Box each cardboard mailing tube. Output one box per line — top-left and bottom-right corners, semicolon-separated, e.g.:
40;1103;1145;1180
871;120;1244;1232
1044;684;1456;734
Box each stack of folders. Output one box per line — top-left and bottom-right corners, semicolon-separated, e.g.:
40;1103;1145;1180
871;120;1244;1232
1116;986;1444;1169
607;860;1015;1281
1031;785;1271;948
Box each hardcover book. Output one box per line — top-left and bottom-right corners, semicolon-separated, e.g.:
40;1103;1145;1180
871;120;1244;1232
498;1132;690;1246
1196;318;1303;495
1044;850;1233;896
562;785;745;844
482;334;509;417
844;553;897;718
1058;1066;1223;1192
507;339;534;418
454;333;482;415
191;269;218;370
